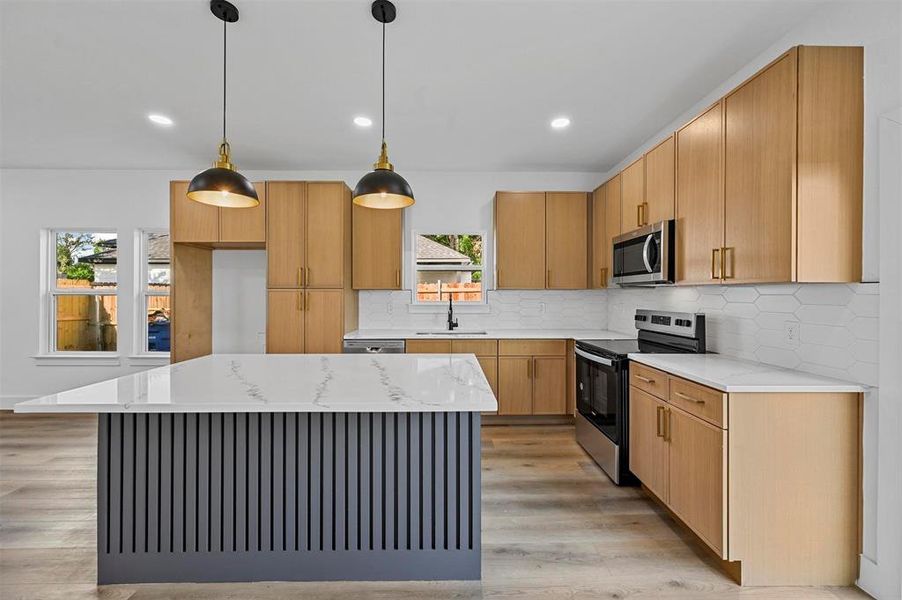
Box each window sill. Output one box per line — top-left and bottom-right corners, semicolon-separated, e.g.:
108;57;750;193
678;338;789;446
128;354;171;366
32;353;121;366
407;303;491;314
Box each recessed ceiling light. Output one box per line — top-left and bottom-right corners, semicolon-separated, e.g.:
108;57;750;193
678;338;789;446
550;116;571;130
147;114;174;126
353;116;373;127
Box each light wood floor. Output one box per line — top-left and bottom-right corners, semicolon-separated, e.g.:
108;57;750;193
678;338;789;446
0;412;869;599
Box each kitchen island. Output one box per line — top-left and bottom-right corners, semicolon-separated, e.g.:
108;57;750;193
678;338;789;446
15;354;497;584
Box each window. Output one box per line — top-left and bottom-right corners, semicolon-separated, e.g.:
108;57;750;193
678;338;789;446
413;233;484;304
137;231;171;353
49;230;118;352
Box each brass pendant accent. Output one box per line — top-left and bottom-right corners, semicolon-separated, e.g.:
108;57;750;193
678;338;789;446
373;141;393;171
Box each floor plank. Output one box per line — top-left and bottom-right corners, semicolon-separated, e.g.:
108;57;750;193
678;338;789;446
0;414;869;599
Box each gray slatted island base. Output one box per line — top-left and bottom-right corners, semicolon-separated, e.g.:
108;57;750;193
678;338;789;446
15;354;497;584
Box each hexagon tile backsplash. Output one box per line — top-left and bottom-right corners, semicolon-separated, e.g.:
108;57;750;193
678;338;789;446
358;284;879;387
607;283;879;387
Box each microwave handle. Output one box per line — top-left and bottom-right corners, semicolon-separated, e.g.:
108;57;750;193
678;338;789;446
575;348;614;366
642;234;654;273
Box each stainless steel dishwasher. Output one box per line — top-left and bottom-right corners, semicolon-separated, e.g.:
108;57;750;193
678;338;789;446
342;339;406;354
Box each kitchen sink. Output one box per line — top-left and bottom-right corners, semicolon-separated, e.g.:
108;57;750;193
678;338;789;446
415;330;488;336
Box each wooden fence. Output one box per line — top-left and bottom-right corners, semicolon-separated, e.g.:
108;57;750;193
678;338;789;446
416;282;482;302
56;294;117;351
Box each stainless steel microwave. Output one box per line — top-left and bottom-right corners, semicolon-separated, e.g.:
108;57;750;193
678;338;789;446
612;220;675;285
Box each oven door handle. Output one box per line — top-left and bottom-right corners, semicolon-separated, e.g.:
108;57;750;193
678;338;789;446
575;348;614;366
642;234;654;273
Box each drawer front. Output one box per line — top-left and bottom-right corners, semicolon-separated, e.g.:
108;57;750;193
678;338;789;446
498;339;566;356
629;363;669;400
668;377;726;428
451;339;498;357
405;339;451;354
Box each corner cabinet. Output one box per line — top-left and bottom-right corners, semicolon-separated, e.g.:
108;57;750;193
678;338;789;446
627;363;859;586
352;203;402;290
495;191;588;289
589;175;621;288
674;45;863;285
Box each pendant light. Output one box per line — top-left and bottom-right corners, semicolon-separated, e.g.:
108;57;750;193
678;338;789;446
352;0;415;209
187;0;259;208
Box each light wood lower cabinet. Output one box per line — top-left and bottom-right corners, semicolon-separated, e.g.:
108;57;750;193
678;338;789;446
497;340;568;416
266;290;304;353
498;357;533;415
266;289;346;354
627;366;860;586
629;387;670;503
405;339;499;406
532;357;567;415
478;357;498;398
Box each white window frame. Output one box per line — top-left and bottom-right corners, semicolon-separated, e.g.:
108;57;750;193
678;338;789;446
410;230;488;308
132;229;171;362
35;228;121;364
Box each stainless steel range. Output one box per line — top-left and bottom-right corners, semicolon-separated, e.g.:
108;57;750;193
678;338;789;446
574;309;706;484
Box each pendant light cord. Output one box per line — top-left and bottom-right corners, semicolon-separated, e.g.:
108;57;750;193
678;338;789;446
222;18;228;143
381;16;386;143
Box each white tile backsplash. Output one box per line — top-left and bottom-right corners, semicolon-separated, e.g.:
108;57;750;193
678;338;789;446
606;283;880;386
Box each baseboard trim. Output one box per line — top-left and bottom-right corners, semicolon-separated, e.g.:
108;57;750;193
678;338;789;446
482;414;574;426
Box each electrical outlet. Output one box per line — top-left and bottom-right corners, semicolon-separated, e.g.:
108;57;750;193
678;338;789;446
784;321;800;347
387;302;393;315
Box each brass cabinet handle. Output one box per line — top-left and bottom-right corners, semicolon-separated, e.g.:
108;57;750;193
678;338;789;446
395;269;401;288
664;408;671;442
656;405;664;437
496;269;501;288
711;248;721;279
642;202;649;225
636;375;655;384
674;390;704;404
723;247;734;279
298;291;304;311
526;358;532;379
306;267;311;287
636;204;643;227
297;267;303;287
306;292;310;312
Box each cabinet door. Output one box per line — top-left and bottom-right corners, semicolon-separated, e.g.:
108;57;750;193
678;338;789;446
406;339;451;354
621;158;646;230
220;182;266;243
306;183;347;288
590;185;607;288
267;182;306;288
532;357;566;415
644;136;675;223
304;289;344;354
352;204;402;289
724;49;797;283
495;192;546;289
604;175;622;278
266;290;304;353
676;102;725;284
628;387;669;502
477;357;498;399
545;192;588;289
669;407;727;557
171;180;220;243
498;357;532;415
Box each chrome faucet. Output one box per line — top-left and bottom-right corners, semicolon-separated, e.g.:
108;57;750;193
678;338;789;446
441;283;459;331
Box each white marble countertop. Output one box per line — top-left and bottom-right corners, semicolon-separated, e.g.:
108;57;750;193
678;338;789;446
344;328;630;341
628;353;869;393
14;354;498;414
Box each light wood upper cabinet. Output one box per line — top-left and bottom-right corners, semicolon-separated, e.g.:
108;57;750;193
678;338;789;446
545;192;588;289
796;45;863;282
644;135;675;223
604;175;622;279
724;50;797;284
306;183;349;288
266;182;306;288
589;184;607;289
170;181;220;243
220;182;266;243
495;192;546;289
668;407;727;557
532;357;566;415
498;357;533;415
352;204;402;290
629;387;669;503
266;290;304;353
621;157;646;231
676;102;725;285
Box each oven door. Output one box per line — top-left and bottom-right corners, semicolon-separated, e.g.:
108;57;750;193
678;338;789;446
575;348;623;444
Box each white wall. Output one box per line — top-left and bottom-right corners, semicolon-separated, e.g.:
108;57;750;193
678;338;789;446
0;168;600;405
600;1;900;282
211;250;267;354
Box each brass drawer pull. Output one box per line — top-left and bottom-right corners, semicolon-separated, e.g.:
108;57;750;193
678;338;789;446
635;375;655;384
656;405;665;437
674;390;704;404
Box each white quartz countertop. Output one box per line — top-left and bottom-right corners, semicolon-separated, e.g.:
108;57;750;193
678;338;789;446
344;328;630;341
627;353;869;393
14;354;498;414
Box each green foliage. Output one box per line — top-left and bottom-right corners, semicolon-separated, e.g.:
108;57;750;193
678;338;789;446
65;263;95;282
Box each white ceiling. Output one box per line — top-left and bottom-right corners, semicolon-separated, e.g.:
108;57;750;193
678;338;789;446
0;0;826;172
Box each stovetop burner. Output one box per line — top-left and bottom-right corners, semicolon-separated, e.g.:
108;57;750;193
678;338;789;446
577;309;706;358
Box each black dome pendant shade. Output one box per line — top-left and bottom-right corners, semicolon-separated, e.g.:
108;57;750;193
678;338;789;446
353;0;414;209
187;0;259;209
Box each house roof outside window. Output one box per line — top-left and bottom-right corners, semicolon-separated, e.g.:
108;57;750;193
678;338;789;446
416;235;471;265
